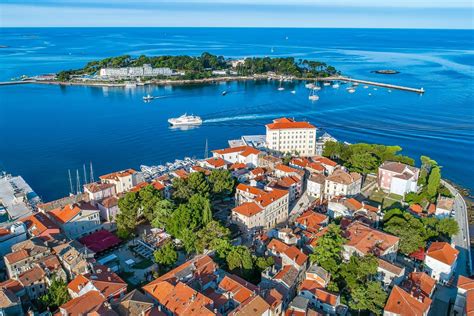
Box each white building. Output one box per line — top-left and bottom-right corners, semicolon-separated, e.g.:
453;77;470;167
83;182;116;204
307;174;326;199
0;222;27;267
435;196;454;218
424;242;459;283
378;161;419;196
99;64;173;78
324;169;362;199
212;146;261;168
265;118;317;156
48;202;101;240
99;169;138;194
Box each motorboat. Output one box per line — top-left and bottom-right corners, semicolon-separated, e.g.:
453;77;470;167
347;88;356;93
309;89;319;101
143;94;155;101
305;83;315;89
168;113;203;126
332;83;340;88
222;91;228;96
323;82;331;86
291;90;296;94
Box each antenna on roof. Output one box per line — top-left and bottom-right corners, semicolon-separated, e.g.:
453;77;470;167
76;169;81;194
83;164;88;185
68;169;73;195
89;161;94;183
204;138;209;159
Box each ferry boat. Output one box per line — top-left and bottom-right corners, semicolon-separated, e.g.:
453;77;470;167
168;114;203;126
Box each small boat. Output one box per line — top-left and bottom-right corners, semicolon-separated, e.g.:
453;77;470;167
305;83;315;89
271;47;275;53
222;91;227;96
388;89;392;93
323;82;331;86
143;94;154;101
363;85;369;89
373;88;378;91
168;113;203;126
347;88;356;93
277;80;285;91
291;90;296;94
313;86;321;91
332;83;340;88
308;89;319;101
353;82;359;86
125;83;137;88
368;93;372;96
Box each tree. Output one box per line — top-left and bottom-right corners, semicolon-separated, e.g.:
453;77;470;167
195;220;231;253
150;199;175;229
154;241;178;267
383;210;427;254
180;228;197;254
309;224;345;275
427;166;441;199
348;152;379;174
437;218;459;237
116;191;141;238
39;276;70;311
349;281;387;315
172;177;194;202
340;254;378;290
255;256;275;271
187;172;211;198
208;169;235;198
226;246;254;273
187;194;212;225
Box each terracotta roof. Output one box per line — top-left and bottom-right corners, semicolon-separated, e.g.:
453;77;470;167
458;275;474;291
251;167;265;176
101;196;119;208
240;147;260;157
0;288;19;309
68;267;127;299
255;189;288;207
230;163;247;170
263;288;284;309
326;169;361;185
60;290;107;316
295;211;328;229
232;202;263;217
344;221;399;256
284;246;308;266
18;266;46;286
309;173;326;184
409;204;423;214
379;161;418;174
99;169;136;181
218;274;257;304
266;117;315;130
130;182;150;192
313;156;338;167
268;239;290;254
344;198;363;211
274;265;299;288
290;158;310;168
0;279;24;295
300;279;338;306
49;202;98;224
84;182;115;193
228;294;270;316
308;162;325;172
173;169;189;179
191;166;212;175
21;212;60;237
236;183;265;196
4;249;29;264
377;258;404;275
278;176;299;188
212;146;258;156
426;242;459;266
275;164;300;174
384;285;431;316
405;272;436;298
205;157;227;168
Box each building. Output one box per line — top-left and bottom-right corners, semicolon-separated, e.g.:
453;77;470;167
343;221;400;262
307;174;326;199
212;146;261;168
68;266;127;302
53;240;91;279
265;118;317;156
4;238;51;279
453;276;474;316
18;266;48;300
228;295;271;316
378;162;419;196
312;156;338;175
299;279;340;314
59;290;112;315
424;242;459;283
295;211;328;232
376;258;405;289
83;182;116;204
99;169;138;194
99;64;174;78
112;289;155;316
0;222;27;266
48;202;101;240
0;173;40;221
0;287;23;316
232;185;289;233
324;169;362;200
435;196;454;218
21;212;60;240
402;272;436;299
384;285;432;316
97;196;119;222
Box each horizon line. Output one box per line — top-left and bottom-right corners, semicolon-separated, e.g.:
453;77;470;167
2;26;474;30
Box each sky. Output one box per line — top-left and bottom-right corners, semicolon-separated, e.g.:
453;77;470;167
1;0;473;29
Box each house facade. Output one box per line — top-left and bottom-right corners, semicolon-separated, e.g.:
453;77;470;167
265;118;317;156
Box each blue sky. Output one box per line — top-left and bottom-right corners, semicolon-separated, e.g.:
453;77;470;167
1;0;473;28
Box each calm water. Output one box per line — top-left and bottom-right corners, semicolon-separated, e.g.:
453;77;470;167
0;28;473;201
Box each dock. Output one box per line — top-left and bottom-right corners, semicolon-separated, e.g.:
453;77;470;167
320;76;425;94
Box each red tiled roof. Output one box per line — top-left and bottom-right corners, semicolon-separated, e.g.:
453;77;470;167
275;164;299;174
230;163;247;170
255;189;288;207
268;239;290;254
101;196;118;208
60;290;106;315
313;156;338;167
426;242;459;266
236;183;265;196
295;211;328;229
84;182;115;193
384;285;431;316
406;272;436;298
284;245;308;266
68;267;126;299
218;274;257;304
0;279;24;295
212;146;258;156
205;157;227;168
21;212;60;237
300;279;338;305
410;204;423;214
345;198;363;211
173;169;189;179
233;202;263;217
266;118;315;130
228;295;270;316
49;202;97;224
99;169;136;181
345;221;399;256
4;249;29;264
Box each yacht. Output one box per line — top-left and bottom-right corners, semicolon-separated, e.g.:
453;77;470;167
332;83;340;88
305;83;315;89
308;89;319;101
347;88;356;93
323;82;331;86
168;114;202;126
313;86;321;91
143;94;154;101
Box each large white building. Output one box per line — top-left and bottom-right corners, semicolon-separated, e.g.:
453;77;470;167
99;64;173;78
424;242;459;284
265;118;317;156
324;169;362;199
378;161;419;196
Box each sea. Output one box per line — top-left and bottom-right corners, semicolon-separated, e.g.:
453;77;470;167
0;28;473;202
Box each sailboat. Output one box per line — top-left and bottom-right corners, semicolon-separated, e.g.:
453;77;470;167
308;89;319;101
277;80;285;91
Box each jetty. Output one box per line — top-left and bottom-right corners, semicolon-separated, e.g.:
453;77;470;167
0;80;36;86
320;76;425;94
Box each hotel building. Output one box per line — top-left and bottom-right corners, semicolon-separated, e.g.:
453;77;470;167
265;118;317;157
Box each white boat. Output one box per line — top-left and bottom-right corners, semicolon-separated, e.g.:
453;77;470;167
332;83;340;88
291;90;296;94
313;86;321;91
373;88;378;91
277;81;285;91
323;82;331;86
388;89;392;93
363;85;369;89
308;89;319;101
347;88;356;93
368;93;372;96
143;94;154;101
353;82;359;86
168;113;202;126
125;83;137;88
305;83;315;89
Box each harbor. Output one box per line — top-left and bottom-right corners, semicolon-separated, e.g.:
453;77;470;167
320;76;425;94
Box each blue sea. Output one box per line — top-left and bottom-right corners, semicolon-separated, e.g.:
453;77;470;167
0;28;473;201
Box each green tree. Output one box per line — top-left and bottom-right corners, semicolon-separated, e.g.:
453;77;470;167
116;191;141;238
383;209;426;254
348;152;379;174
195;220;231;253
255;256;275;271
349;281;387;315
188;172;211;198
187;194;212;225
172;177;194;202
340;254;378;290
208;169;235;198
309;224;346;275
39;276;70;311
226;246;254;273
139;185;164;221
150;199;175;229
437;217;459;237
154;241;178;267
427;166;441;199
